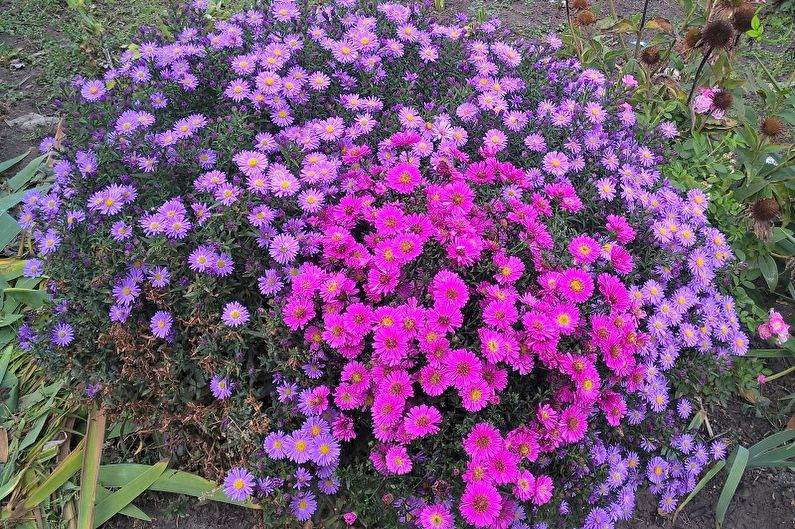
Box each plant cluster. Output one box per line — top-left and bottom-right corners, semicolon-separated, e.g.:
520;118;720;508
15;0;758;527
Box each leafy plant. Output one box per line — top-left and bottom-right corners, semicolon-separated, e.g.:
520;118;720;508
675;428;795;528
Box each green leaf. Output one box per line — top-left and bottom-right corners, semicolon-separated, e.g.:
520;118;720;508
3;288;48;309
0;469;24;502
0;345;12;384
733;180;768;203
674;460;726;521
0;150;31;174
77;408;106;529
745;348;794;358
23;439;84;509
95;486;151;522
758;254;778;291
716;446;749;529
7;154;46;193
0;213;21;252
748;429;795;457
93;460;167;527
99;465;261;509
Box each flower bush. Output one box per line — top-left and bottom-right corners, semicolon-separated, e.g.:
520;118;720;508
20;0;750;527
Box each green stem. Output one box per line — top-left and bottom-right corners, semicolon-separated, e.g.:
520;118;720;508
633;0;651;59
766;364;795;383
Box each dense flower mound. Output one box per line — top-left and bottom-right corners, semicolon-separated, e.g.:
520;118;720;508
20;0;747;527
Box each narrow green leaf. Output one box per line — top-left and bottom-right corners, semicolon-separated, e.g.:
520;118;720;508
674;460;726;521
748;429;795;457
7;154;47;192
716;446;749;529
77;408;106;529
745;348;793;358
747;445;795;467
0;150;31;174
0;345;12;384
95;487;151;522
23;439;84;509
99;465;260;509
93;460;167;527
0;469;24;502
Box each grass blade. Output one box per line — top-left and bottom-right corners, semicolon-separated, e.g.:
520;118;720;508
92;461;166;527
716;446;749;529
77;408;106;529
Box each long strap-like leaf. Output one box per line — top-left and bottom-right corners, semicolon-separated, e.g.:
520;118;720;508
92;461;166;527
77;408;105;529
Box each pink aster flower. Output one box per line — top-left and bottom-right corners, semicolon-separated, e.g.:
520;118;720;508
459;481;501;528
384;445;412;475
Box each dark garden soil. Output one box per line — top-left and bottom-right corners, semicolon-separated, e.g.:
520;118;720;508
1;0;794;527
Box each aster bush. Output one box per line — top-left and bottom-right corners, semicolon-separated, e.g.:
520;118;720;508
19;1;753;527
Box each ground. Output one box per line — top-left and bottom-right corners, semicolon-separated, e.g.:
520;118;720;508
1;0;793;527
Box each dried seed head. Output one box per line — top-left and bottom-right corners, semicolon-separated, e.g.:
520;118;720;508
683;27;703;49
751;198;780;223
712;89;734;111
575;10;597;26
571;0;589;10
761;116;786;138
721;0;745;8
640;46;661;66
701;19;735;49
732;4;756;33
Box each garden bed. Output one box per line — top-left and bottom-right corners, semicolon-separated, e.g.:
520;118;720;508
1;0;794;528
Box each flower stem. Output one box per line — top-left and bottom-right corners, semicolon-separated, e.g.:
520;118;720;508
766;364;795;383
687;49;712;106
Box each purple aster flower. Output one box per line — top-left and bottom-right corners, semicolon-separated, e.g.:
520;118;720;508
210;375;233;399
148;266;170;288
150;311;173;339
277;381;298;402
285;431;313;464
263;430;289;460
80;79;106;101
188;245;214;272
293;467;312;490
112;277;140;306
23;259;44;278
85;383;101;399
51;323;74;347
223;468;255;502
269;233;299;264
221;301;250;327
310;433;340;467
317;475;340;494
110;221;132;241
109;304;131;323
290;491;317;521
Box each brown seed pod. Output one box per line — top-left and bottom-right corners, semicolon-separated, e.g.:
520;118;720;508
751;198;780;223
761;116;786;138
572;0;589;10
701;19;735;49
683;27;703;49
640;46;661;66
575;10;597;26
711;89;734;111
732;4;756;33
721;0;745;8
749;197;780;241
